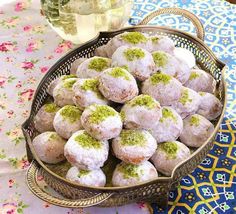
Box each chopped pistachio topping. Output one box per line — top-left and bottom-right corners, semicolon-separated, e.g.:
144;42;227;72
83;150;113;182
159;141;178;159
160;107;177;123
77;169;90;178
80;79;99;92
44;103;59;113
80;79;104;99
60;105;82;123
63;79;77;89
121;65;129;70
199;92;206;96
60;74;77;81
120;110;126;122
49;132;61;141
120;130;146;146
151;37;160;44
121;32;147;44
189;71;200;80
130;95;156;109
74;132;102;149
189;115;200;126
152;51;168;67
118;163;139;179
150;72;171;85
124;48;145;61
88;57;109;72
179;89;192;105
88;105;117;124
108;67;130;80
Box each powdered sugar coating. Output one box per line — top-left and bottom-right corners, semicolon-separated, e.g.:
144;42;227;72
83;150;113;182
112;161;158;187
53;106;83;139
180;114;214;147
72;78;108;109
197;92;223;120
32;132;66;164
184;69;216;93
142;73;183;106
121;95;162;130
34;104;59;133
53;78;77;107
112;130;157;164
76;56;111;78
64;130;109;170
151;141;190;176
98;67;138;103
111;46;155;81
66;166;106;187
150;107;183;143
81;104;122;140
171;87;201;119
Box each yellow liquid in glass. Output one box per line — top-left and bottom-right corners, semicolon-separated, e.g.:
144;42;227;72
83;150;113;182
41;0;133;44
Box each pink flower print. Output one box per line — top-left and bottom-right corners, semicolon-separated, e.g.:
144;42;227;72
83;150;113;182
16;81;22;88
26;40;43;52
0;76;7;87
55;46;63;53
7;110;14;118
0;42;17;52
40;66;49;73
19;159;30;169
2;202;17;214
23;25;32;32
20;89;34;101
15;2;28;12
8;179;15;188
21;61;34;70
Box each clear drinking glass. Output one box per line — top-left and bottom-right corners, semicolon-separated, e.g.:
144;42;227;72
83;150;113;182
41;0;134;44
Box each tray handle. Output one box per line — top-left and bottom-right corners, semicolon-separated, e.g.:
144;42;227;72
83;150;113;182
26;161;113;208
138;7;205;41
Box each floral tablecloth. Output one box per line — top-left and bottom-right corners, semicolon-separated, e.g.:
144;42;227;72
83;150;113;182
0;0;236;213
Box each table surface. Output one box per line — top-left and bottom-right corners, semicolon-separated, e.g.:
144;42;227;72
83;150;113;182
0;0;236;214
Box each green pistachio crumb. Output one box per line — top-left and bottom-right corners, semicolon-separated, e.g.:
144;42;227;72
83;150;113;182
63;79;77;89
80;79;104;99
80;79;99;91
121;65;129;70
160;107;177;123
150;72;171;85
151;37;160;44
44;103;59;113
159;141;178;159
130;95;156;109
49;132;62;141
60;105;82;123
108;67;130;80
77;169;90;178
124;48;145;61
199;92;206;96
75;132;102;149
121;32;147;44
61;74;77;81
179;89;192;105
88;105;117;124
120;130;146;146
152;51;168;67
189;71;200;80
118;163;139;179
120;110;126;122
189;115;200;126
88;57;109;72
